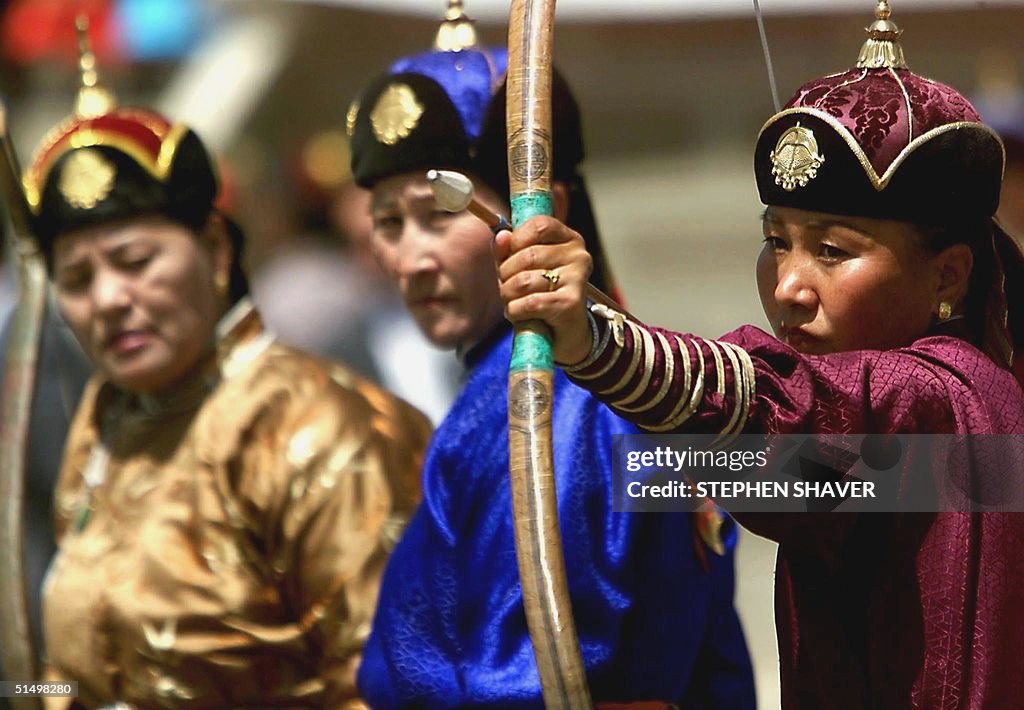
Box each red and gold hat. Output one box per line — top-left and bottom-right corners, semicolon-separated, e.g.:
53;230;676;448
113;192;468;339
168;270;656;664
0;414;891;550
24;108;196;213
754;1;1004;224
26;17;218;253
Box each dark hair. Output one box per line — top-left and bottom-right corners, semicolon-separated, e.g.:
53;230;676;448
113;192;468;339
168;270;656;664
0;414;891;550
917;218;989;343
918;217;1024;368
218;212;251;304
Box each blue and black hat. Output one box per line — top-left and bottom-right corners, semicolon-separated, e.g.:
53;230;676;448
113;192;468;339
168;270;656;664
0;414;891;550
348;46;586;202
348;3;616;297
348;45;510;191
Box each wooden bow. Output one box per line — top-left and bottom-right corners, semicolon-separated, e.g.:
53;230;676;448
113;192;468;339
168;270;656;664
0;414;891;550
505;1;592;707
0;101;47;709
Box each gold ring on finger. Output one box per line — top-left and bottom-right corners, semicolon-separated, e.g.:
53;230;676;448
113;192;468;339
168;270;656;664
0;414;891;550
542;269;560;291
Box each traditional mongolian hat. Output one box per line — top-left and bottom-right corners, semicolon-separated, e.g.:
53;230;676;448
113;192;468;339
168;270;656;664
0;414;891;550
755;1;1004;223
348;0;618;298
755;0;1024;372
27;110;220;251
26;20;221;256
24;18;248;300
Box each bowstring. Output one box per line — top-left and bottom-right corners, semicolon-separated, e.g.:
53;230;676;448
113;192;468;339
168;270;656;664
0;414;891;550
753;0;781;113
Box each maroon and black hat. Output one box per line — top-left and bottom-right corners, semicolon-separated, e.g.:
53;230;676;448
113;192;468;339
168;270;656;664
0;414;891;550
754;1;1004;224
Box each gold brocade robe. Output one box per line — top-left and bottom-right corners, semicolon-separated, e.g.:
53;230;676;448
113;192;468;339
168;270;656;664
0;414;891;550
42;303;431;709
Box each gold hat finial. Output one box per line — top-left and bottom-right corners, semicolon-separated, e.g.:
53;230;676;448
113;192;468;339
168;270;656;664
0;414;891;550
75;15;117;119
435;0;478;52
857;1;907;69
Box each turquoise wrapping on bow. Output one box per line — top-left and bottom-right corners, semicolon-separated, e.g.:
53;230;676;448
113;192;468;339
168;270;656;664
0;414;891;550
511;192;554;226
510;191;555;374
510;331;554;372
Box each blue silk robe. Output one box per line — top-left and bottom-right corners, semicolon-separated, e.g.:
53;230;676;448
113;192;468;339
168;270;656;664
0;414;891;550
358;328;755;708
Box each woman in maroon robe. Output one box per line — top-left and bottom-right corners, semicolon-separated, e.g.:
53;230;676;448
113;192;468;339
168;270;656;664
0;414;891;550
495;3;1024;709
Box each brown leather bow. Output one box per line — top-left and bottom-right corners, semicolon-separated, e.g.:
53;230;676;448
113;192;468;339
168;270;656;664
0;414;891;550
505;1;592;707
0;101;47;709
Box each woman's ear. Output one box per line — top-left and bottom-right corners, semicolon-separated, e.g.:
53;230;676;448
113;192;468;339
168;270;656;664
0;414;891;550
552;181;570;223
201;212;234;291
934;243;973;312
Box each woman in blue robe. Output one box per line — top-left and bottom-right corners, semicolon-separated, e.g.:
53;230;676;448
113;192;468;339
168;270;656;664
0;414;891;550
346;20;755;708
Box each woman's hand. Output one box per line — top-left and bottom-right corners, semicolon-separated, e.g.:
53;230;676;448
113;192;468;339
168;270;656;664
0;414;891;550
494;216;594;365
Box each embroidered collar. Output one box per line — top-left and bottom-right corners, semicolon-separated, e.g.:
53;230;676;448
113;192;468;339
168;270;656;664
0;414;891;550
215;296;276;380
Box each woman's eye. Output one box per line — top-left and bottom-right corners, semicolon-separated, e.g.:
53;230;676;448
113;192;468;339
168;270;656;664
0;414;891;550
56;270;90;293
762;236;787;251
372;215;401;231
820;244;850;260
121;255;152;270
112;245;155;270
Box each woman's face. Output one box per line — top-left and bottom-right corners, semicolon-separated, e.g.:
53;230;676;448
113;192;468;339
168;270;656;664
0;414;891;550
370;172;506;350
53;217;229;394
757;206;940;355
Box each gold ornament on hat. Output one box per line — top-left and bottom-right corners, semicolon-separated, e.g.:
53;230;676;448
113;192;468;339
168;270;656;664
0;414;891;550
370;83;425;146
45;15;120;211
435;0;478;52
770;123;825;192
58;148;116;209
857;1;907;70
74;14;117;119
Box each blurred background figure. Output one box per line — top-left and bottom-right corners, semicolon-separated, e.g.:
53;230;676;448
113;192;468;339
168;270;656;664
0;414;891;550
972;48;1024;243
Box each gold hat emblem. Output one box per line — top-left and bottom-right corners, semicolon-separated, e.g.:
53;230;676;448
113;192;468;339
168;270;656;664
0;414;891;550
370;83;424;146
770;123;825;191
58;148;116;210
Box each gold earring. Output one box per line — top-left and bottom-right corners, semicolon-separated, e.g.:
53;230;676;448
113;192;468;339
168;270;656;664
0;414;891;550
938;301;952;321
214;271;229;298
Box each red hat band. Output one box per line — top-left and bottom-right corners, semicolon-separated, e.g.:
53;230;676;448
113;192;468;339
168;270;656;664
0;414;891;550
24;108;190;213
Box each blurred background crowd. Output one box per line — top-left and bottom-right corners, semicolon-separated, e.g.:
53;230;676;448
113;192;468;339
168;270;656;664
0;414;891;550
2;1;1023;707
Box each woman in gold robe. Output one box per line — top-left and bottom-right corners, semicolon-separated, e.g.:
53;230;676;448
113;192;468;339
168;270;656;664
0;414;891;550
23;86;430;708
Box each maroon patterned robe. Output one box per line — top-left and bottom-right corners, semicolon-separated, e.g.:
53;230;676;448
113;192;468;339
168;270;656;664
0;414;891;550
566;313;1024;709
